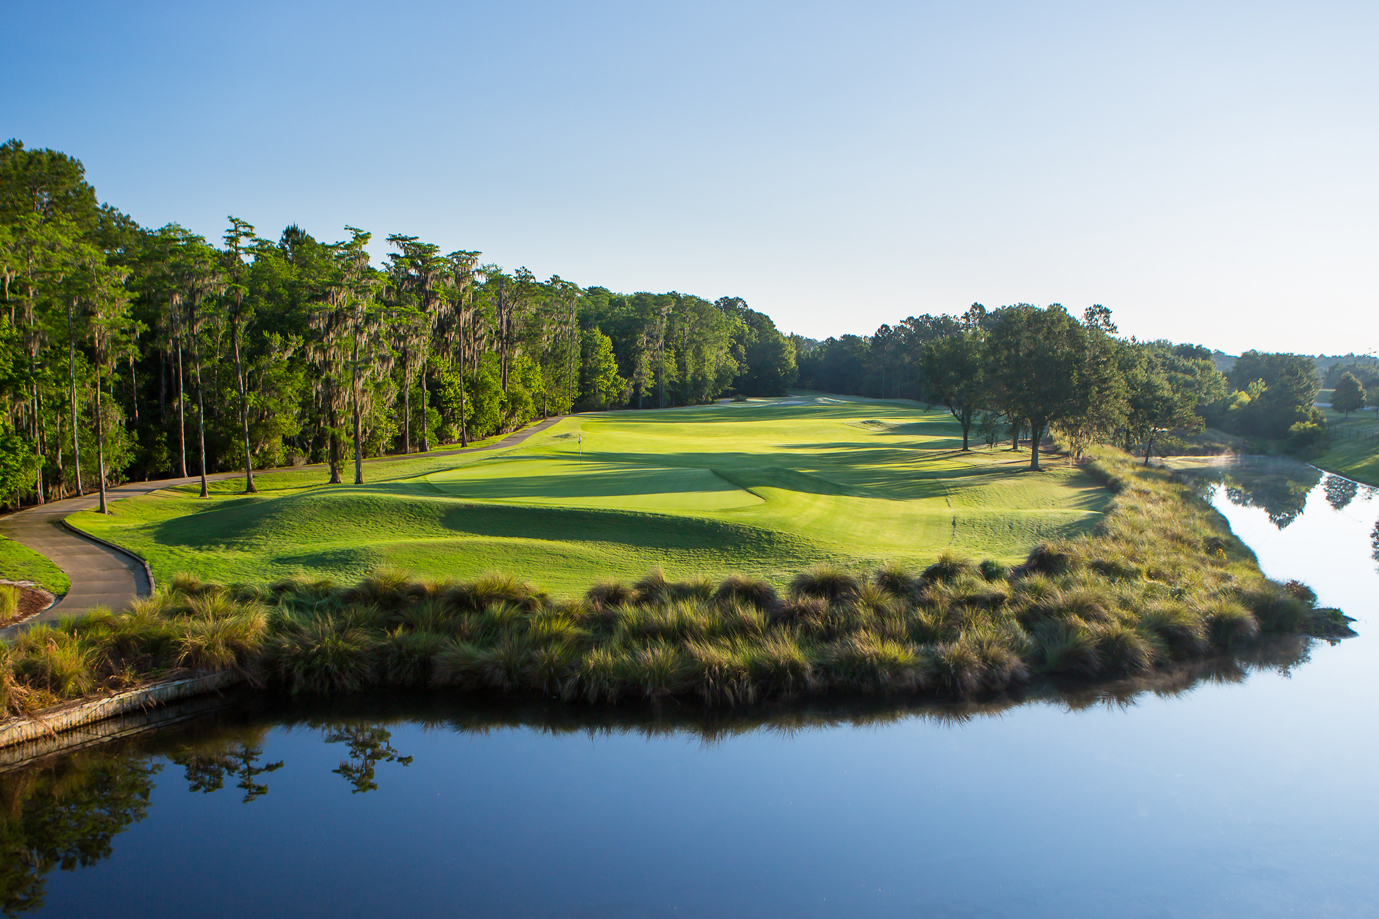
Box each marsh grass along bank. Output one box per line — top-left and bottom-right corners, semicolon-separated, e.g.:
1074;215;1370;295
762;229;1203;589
0;448;1349;718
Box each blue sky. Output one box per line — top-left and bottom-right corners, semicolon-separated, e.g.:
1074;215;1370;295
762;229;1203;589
8;0;1376;354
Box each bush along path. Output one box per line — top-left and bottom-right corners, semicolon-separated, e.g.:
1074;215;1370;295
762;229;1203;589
0;446;1353;719
0;417;565;637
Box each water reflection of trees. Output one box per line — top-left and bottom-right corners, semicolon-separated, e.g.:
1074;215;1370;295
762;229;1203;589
0;753;161;915
173;736;284;803
1223;469;1321;529
1180;460;1379;531
0;633;1317;913
323;725;412;794
1324;475;1360;512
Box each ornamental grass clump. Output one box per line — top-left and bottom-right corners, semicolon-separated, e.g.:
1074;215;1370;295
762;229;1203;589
790;564;861;602
0;446;1348;716
0;585;17;621
713;574;778;611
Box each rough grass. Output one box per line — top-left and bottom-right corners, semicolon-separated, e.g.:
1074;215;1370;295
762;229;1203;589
67;398;1110;593
0;535;70;596
1;446;1346;715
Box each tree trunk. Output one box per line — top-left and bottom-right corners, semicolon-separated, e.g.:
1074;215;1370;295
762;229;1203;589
458;361;468;447
192;314;209;498
1144;430;1156;466
231;310;257;493
32;386;43;505
402;353;412;454
960;406;972;451
95;367;108;514
353;340;364;485
128;355;138;424
1029;421;1044;471
176;343;188;478
328;406;342;485
420;359;430;451
67;302;82;496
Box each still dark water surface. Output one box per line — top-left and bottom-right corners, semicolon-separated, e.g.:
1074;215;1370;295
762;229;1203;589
6;460;1378;918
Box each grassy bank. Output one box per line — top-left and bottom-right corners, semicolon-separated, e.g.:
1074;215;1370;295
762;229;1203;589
68;398;1109;593
2;447;1345;714
1315;407;1379;487
0;536;69;596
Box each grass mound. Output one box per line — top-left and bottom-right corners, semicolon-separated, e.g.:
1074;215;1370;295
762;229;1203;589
1;446;1350;715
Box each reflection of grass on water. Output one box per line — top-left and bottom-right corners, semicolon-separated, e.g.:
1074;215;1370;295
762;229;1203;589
0;449;1349;721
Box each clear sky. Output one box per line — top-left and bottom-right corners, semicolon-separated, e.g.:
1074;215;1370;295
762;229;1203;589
8;0;1376;355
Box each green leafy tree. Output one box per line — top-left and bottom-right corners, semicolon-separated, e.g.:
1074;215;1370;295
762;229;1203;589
1122;343;1206;465
386;235;446;453
80;254;137;512
986;304;1092;471
222;216;259;492
438;250;482;446
1331;371;1366;417
1226;351;1321;440
579;328;626;410
918;321;986;450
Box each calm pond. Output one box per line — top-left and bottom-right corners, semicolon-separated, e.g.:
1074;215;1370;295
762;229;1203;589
4;459;1376;918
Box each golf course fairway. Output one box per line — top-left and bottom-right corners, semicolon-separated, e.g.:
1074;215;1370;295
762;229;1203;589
71;397;1111;594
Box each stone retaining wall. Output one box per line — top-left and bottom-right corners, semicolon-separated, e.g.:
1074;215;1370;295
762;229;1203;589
0;671;244;764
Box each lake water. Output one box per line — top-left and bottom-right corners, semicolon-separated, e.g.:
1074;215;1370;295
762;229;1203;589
4;459;1377;918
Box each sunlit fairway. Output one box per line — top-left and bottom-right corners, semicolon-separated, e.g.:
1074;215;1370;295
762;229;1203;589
71;397;1111;595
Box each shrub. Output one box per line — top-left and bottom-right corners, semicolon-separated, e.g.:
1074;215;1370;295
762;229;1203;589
14;627;97;698
1138;605;1209;657
922;551;976;584
1035;621;1101;676
1019;543;1074;576
377;628;446;685
714;574;778;610
873;562;918;598
346;567;421;609
1201;599;1261;647
1093;622;1155;674
586;579;633;610
264;617;375;694
789;564;860;602
978;560;1008;582
177;608;268;672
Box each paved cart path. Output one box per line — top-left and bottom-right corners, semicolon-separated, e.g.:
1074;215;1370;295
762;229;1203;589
0;417;565;634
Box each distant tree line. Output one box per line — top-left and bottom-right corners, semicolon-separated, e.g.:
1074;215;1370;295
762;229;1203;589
0;141;797;508
794;304;1328;469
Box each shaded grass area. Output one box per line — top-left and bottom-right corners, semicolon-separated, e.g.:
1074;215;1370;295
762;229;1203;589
0;536;69;596
69;399;1110;592
2;448;1348;715
1315;407;1379;487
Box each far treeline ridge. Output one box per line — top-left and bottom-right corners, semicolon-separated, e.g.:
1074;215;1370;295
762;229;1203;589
0;139;1365;510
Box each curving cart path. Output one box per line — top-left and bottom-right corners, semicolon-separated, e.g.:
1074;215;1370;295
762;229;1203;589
0;416;566;635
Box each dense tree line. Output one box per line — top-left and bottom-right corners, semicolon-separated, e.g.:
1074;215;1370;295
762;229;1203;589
796;304;1325;469
0;141;797;508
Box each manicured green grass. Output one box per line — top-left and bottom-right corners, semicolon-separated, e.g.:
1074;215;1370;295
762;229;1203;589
0;536;69;596
70;398;1110;594
3;446;1334;715
1315;406;1379;486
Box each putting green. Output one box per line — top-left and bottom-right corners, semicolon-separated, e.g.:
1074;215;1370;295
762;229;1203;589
71;397;1112;594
